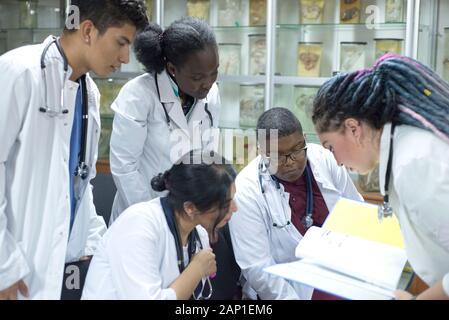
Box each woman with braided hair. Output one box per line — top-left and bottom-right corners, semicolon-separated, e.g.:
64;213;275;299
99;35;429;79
312;53;449;300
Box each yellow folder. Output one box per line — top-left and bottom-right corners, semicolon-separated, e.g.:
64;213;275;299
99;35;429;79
323;198;404;249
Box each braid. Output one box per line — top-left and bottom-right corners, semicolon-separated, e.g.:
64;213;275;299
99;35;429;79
312;54;449;144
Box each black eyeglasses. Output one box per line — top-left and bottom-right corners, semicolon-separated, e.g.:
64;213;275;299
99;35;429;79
266;144;308;166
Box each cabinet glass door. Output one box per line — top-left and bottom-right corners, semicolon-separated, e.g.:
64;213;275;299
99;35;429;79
0;0;65;54
416;0;449;82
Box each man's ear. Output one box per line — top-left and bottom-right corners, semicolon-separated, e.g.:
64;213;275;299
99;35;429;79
79;19;97;45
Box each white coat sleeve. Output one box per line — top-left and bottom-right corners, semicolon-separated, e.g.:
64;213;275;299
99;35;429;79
83;83;106;256
443;273;449;297
396;158;449;284
229;177;301;300
0;68;31;290
106;208;177;300
83;184;107;256
109;82;153;210
327;150;363;202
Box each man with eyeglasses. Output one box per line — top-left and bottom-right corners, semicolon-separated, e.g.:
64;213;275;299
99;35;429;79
229;107;362;300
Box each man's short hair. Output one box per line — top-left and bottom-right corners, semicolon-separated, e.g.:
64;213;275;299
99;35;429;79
65;0;148;34
257;107;303;140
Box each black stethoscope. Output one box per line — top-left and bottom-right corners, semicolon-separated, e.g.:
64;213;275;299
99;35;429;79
39;36;89;179
378;123;395;221
154;73;213;130
258;158;314;229
160;197;213;300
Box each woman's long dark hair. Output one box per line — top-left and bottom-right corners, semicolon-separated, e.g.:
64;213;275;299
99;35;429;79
312;53;449;144
151;151;236;242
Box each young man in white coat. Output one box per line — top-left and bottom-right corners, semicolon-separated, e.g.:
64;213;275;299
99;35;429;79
0;0;148;300
229;108;363;300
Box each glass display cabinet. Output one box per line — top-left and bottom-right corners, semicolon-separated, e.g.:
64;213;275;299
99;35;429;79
2;0;444;188
1;1;440;293
0;0;66;56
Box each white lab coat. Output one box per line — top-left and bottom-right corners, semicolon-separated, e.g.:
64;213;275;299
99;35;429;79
379;123;449;291
229;144;363;300
82;197;210;299
0;36;106;299
109;71;221;224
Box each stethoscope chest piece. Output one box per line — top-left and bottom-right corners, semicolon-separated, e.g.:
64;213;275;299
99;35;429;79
76;162;89;180
301;215;314;229
378;201;394;222
378;123;396;222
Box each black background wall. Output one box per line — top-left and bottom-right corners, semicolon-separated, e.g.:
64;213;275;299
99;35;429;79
91;172;116;226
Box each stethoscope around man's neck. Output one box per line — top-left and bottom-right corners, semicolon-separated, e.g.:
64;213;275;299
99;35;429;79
259;158;315;229
154;72;213;130
378;123;396;221
39;36;89;180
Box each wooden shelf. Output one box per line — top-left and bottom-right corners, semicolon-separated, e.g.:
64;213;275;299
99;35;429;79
96;160;110;174
361;192;383;205
409;275;429;296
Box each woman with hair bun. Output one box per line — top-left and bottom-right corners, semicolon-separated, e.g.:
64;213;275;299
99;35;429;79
312;53;449;300
82;151;237;300
109;16;221;224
